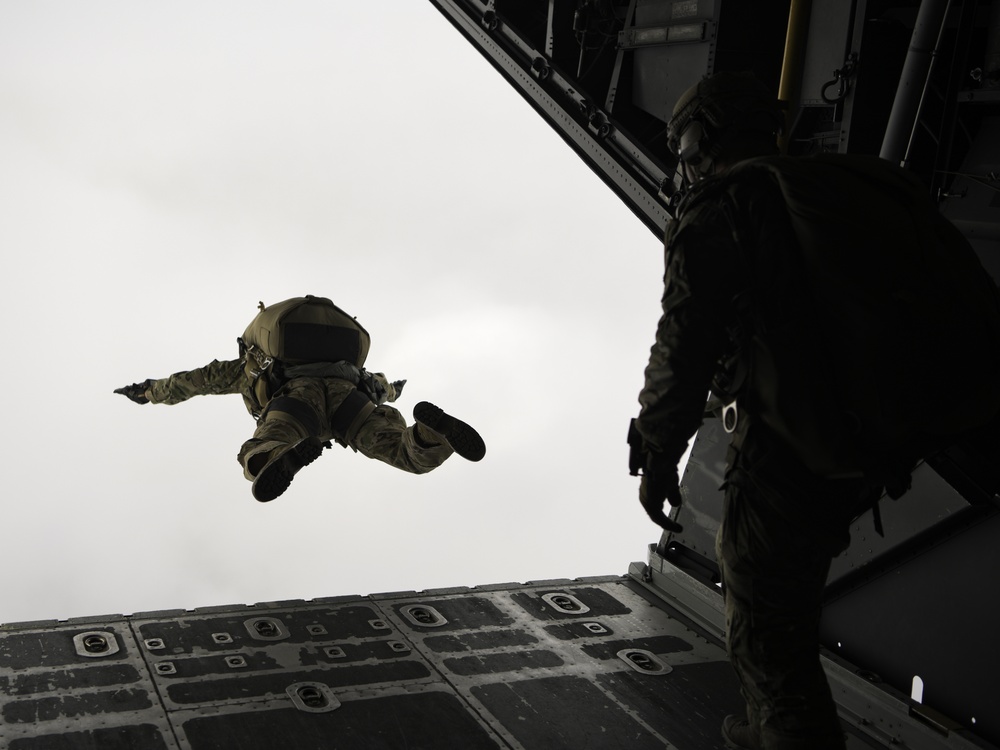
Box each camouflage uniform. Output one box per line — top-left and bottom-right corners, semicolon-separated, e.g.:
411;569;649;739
146;359;454;479
636;164;876;750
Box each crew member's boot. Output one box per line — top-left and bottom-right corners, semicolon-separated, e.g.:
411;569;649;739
722;715;760;750
413;402;486;462
250;437;327;502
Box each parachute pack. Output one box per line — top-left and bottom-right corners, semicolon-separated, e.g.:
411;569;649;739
239;296;372;417
241;295;371;368
719;154;1000;484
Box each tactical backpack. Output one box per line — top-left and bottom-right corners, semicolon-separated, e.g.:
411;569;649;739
716;154;1000;486
239;296;372;416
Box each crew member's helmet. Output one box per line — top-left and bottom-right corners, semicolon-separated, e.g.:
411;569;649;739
666;71;783;179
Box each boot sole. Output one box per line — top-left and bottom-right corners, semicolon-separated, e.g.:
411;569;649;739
251;437;325;503
413;402;486;462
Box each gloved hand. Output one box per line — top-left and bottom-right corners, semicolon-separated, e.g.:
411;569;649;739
114;379;154;405
390;379;406;402
639;455;683;532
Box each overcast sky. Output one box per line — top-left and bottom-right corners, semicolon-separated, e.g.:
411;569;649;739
0;2;668;625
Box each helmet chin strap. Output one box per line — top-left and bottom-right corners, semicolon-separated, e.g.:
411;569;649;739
679;148;714;180
673;158;706;194
674;123;718;191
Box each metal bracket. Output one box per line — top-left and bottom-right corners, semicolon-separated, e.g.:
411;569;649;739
73;631;120;658
287;682;341;713
244;617;289;641
617;648;673;675
541;592;591;615
400;604;448;628
618;22;709;49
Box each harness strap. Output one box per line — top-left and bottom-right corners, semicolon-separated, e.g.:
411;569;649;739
330;388;377;446
282;360;363;383
262;396;323;436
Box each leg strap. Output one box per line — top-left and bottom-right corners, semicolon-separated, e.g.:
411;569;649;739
262;396;323;436
331;388;377;446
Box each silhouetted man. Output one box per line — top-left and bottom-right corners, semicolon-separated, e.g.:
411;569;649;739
633;72;1000;750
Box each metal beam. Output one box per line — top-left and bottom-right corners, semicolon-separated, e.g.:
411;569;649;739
880;0;952;165
427;0;674;239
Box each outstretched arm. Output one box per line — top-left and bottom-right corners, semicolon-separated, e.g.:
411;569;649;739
115;359;245;406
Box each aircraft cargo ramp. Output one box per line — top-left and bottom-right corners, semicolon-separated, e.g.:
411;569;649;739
0;576;741;750
1;542;994;750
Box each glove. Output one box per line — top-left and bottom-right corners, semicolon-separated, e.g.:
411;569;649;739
390;379;406;402
114;379;153;405
639;456;683;532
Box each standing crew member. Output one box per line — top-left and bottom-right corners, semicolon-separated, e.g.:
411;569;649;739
632;72;1000;750
116;295;485;502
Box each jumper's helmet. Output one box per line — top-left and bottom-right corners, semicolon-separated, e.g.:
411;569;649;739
666;71;783;179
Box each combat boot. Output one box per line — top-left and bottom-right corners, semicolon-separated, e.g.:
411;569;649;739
722;715;761;750
413;402;486;462
251;437;326;502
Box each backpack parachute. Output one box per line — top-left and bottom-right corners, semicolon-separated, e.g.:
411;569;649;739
239;296;371;416
241;295;370;367
724;154;1000;482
